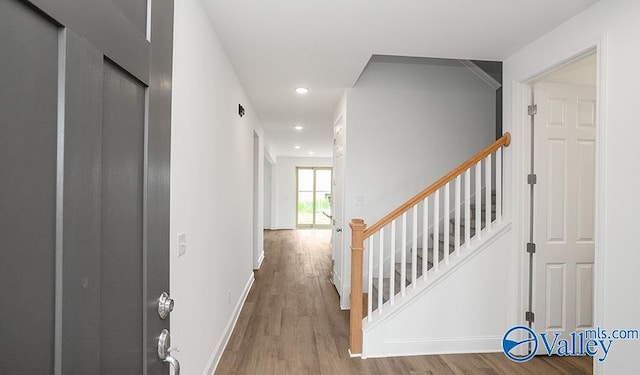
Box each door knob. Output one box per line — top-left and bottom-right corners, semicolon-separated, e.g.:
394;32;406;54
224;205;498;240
158;329;180;375
158;292;174;319
336;227;342;233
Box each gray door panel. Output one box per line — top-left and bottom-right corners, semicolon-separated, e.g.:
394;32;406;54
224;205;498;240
1;0;173;373
100;61;146;374
61;31;104;374
110;0;149;34
27;0;151;84
0;1;59;373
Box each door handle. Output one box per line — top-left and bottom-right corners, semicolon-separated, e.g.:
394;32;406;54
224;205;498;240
158;292;174;319
158;329;180;375
336;227;342;233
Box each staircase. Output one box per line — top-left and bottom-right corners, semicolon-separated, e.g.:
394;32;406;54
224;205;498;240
348;132;511;356
370;192;496;312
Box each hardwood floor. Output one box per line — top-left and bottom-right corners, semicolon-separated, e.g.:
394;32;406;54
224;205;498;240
214;229;593;374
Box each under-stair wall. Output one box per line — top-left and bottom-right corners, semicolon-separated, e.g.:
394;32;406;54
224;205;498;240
362;226;512;357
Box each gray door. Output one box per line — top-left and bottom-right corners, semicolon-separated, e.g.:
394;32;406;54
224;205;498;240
0;0;174;374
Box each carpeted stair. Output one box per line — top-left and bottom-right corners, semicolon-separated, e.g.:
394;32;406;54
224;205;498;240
369;191;496;312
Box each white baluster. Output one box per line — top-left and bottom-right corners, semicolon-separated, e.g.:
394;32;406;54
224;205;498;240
475;161;482;240
390;220;396;305
465;169;471;247
443;183;450;265
401;212;407;296
367;238;373;320
433;189;440;272
378;229;384;314
486;154;492;232
422;197;428;279
496;148;502;224
455;175;461;256
412;205;418;288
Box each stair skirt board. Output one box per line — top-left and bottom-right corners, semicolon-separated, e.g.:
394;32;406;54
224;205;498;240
363;222;511;329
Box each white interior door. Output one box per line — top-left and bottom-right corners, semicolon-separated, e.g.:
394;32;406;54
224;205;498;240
533;82;596;353
332;114;346;293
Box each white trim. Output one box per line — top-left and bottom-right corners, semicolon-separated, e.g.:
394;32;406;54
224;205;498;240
509;35;607;375
362;335;503;359
255;251;265;270
459;60;501;90
348;349;361;358
270;226;296;230
203;272;255;375
592;34;608;375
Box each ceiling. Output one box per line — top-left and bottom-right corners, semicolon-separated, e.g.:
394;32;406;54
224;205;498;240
201;0;600;159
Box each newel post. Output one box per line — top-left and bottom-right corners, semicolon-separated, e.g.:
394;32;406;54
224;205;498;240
349;218;366;356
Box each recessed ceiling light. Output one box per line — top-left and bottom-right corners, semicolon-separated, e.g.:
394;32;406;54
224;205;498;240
294;145;301;150
308;151;314;156
295;87;309;95
294;125;304;131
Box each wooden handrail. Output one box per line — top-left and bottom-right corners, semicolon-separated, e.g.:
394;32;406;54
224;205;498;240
363;132;511;238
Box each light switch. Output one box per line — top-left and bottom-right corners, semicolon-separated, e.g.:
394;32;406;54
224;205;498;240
356;195;364;207
177;233;187;257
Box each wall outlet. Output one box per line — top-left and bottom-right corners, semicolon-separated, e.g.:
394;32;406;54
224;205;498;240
356;195;364;206
177;233;187;257
227;289;232;304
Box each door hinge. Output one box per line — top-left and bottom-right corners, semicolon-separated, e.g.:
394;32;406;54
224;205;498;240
527;174;537;185
528;104;538;116
526;311;535;323
526;242;536;254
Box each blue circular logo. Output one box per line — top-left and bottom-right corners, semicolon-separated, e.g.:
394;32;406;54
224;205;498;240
502;326;538;362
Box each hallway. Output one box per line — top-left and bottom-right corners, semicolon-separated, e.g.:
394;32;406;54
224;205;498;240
215;230;592;374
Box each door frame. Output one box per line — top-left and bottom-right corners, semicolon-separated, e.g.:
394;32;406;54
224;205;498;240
509;36;607;374
295;166;333;229
253;130;265;269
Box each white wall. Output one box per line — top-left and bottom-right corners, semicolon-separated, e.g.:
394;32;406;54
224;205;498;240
338;57;497;307
272;156;333;229
503;0;640;373
171;0;264;373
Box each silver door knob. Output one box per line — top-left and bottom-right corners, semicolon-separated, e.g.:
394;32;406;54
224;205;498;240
158;292;174;319
158;329;180;375
336;227;342;233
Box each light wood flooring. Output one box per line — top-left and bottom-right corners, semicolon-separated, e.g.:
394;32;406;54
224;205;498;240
214;229;592;374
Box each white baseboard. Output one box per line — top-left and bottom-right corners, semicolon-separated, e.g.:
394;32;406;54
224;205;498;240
332;271;351;311
254;251;265;270
202;272;255;375
362;336;502;359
